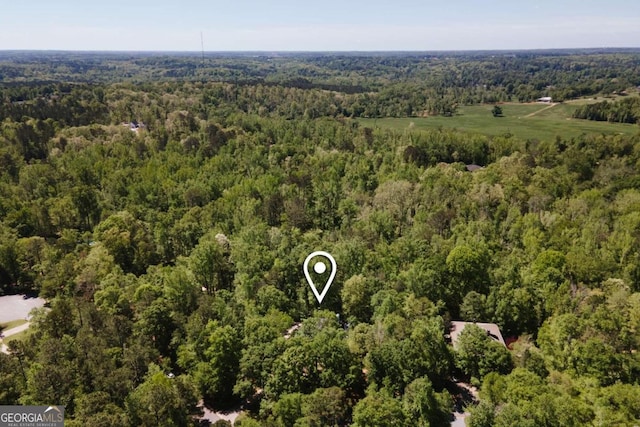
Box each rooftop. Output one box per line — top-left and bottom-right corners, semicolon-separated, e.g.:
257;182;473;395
449;321;506;348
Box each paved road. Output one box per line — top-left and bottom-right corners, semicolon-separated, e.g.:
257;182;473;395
197;400;241;425
0;295;46;323
0;322;31;354
0;294;45;355
451;382;478;427
451;411;470;427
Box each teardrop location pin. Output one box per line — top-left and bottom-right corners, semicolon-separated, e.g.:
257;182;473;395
303;251;337;304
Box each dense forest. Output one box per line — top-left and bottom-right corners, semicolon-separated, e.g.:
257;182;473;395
573;97;640;124
1;51;640;426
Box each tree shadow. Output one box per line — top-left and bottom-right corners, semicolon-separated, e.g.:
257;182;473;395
446;381;478;414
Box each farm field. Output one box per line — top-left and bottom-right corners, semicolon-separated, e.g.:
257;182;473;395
359;102;639;141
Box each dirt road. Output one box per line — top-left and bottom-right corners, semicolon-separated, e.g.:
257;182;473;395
523;103;557;118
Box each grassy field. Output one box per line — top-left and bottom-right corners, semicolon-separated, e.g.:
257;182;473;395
359;102;639;141
1;329;28;345
0;319;27;331
0;319;29;347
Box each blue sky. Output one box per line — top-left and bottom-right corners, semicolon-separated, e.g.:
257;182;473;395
1;0;639;51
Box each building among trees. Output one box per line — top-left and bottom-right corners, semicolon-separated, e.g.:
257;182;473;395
448;321;506;348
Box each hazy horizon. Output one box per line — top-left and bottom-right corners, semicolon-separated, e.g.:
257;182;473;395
1;47;639;55
1;0;639;51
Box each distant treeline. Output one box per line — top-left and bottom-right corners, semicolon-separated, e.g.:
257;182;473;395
2;51;640;107
573;97;640;124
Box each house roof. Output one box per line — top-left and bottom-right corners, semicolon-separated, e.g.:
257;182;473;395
449;321;506;348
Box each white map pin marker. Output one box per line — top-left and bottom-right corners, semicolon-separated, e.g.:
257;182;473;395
303;251;337;304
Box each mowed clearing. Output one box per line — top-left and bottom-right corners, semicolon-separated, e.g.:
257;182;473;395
359;102;639;141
